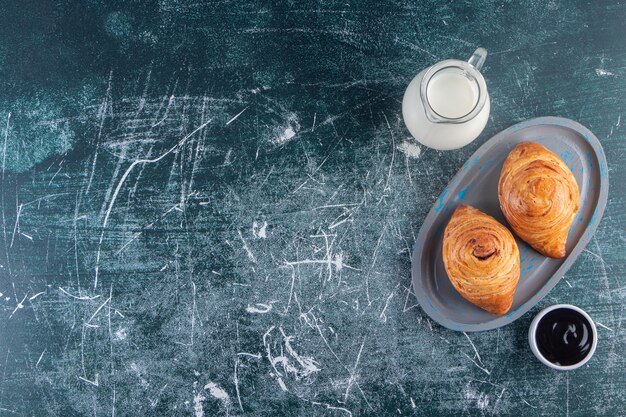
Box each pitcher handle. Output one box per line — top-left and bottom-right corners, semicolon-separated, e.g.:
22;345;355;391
467;47;487;71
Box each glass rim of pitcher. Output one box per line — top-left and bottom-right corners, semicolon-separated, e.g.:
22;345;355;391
419;59;488;124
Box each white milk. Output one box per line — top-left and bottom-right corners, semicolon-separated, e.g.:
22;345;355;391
402;50;490;151
426;70;479;119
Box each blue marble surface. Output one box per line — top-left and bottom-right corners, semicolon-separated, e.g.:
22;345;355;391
0;1;624;416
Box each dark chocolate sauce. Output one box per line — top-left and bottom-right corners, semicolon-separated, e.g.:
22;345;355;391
536;308;594;366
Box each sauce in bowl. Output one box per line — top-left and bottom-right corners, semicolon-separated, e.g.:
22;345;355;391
535;308;594;366
528;304;598;370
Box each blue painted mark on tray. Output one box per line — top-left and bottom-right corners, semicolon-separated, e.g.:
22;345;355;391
600;160;608;178
477;156;496;171
434;188;449;213
519;243;531;263
589;210;597;227
560;149;576;171
468;155;481;169
458;185;470;200
586;151;593;170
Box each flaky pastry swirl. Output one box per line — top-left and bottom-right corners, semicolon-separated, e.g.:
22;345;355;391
442;205;520;315
498;142;580;258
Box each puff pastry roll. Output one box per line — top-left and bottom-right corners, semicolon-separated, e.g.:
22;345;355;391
498;142;580;258
443;205;520;315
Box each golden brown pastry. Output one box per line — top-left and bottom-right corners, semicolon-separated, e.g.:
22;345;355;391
442;205;520;315
498;142;580;258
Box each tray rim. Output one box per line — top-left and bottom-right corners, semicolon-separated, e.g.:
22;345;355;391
411;116;609;332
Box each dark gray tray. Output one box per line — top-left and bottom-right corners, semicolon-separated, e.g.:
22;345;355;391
412;117;609;332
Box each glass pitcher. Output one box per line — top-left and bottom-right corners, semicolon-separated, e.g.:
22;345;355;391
402;48;489;151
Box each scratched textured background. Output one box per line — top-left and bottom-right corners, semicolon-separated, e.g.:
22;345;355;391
0;1;625;416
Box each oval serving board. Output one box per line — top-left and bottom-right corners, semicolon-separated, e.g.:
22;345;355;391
412;117;608;332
